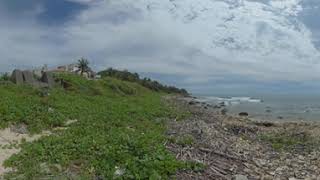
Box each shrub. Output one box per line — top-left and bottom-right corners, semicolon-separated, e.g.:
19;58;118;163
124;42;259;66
0;72;10;81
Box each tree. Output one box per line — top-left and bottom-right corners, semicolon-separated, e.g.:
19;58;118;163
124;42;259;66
78;58;89;75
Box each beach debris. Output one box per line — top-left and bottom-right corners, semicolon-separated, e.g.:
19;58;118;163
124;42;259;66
164;95;320;179
253;122;274;127
234;175;248;180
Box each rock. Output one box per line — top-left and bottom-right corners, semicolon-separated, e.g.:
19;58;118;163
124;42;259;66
10;123;28;134
239;112;249;117
10;69;24;84
41;72;55;88
213;105;221;109
221;108;228;115
219;102;226;107
234;175;248;180
254;159;267;167
189;101;196;105
22;70;35;85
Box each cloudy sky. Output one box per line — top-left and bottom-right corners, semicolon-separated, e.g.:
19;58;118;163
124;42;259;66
0;0;320;94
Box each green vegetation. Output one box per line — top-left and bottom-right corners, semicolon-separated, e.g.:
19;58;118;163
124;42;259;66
98;68;189;96
169;135;195;147
259;131;318;152
0;73;194;179
0;72;10;81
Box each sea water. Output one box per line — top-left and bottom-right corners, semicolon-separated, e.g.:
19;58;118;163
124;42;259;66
196;94;320;122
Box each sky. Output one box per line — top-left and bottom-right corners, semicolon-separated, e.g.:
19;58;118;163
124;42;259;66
0;0;320;95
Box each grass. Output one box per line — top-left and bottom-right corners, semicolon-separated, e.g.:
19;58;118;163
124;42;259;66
169;135;195;147
0;73;194;179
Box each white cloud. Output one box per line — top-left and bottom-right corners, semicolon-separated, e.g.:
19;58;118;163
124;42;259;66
0;0;320;86
269;0;303;16
65;0;95;4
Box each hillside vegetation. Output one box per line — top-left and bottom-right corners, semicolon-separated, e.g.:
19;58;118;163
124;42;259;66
0;73;196;179
98;68;189;96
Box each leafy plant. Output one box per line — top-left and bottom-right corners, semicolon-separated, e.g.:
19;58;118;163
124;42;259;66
1;73;193;179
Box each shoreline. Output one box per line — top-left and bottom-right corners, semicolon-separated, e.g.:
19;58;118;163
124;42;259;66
184;96;320;123
166;95;320;179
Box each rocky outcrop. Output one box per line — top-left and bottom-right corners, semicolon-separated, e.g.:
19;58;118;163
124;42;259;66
10;69;56;88
41;72;55;88
22;70;35;85
10;69;24;85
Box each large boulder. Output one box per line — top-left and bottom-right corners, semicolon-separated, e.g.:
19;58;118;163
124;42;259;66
22;70;35;85
41;72;55;88
10;69;24;84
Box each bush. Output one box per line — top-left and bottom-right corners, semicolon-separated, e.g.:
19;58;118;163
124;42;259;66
0;72;10;81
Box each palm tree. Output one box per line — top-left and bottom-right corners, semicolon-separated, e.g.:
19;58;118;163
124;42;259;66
78;58;89;75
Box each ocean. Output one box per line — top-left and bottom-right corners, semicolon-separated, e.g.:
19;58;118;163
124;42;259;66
196;94;320;122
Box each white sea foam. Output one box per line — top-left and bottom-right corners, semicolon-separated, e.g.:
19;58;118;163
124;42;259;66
199;96;262;106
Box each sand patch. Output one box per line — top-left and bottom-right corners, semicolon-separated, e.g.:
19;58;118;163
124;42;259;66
0;127;50;175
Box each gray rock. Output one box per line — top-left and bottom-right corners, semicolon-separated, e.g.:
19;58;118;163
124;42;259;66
10;123;28;134
234;175;248;180
10;69;24;84
239;112;249;117
41;72;55;88
22;70;35;85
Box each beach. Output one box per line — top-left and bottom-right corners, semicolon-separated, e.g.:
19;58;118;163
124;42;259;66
165;95;320;179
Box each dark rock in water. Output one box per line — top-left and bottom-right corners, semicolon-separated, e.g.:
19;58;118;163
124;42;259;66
278;116;283;120
41;72;55;88
219;102;226;107
213;105;221;109
22;70;35;85
10;69;24;84
266;109;272;113
239;112;249;117
189;101;196;105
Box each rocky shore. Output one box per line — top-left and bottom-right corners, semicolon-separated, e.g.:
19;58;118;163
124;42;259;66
165;96;320;180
